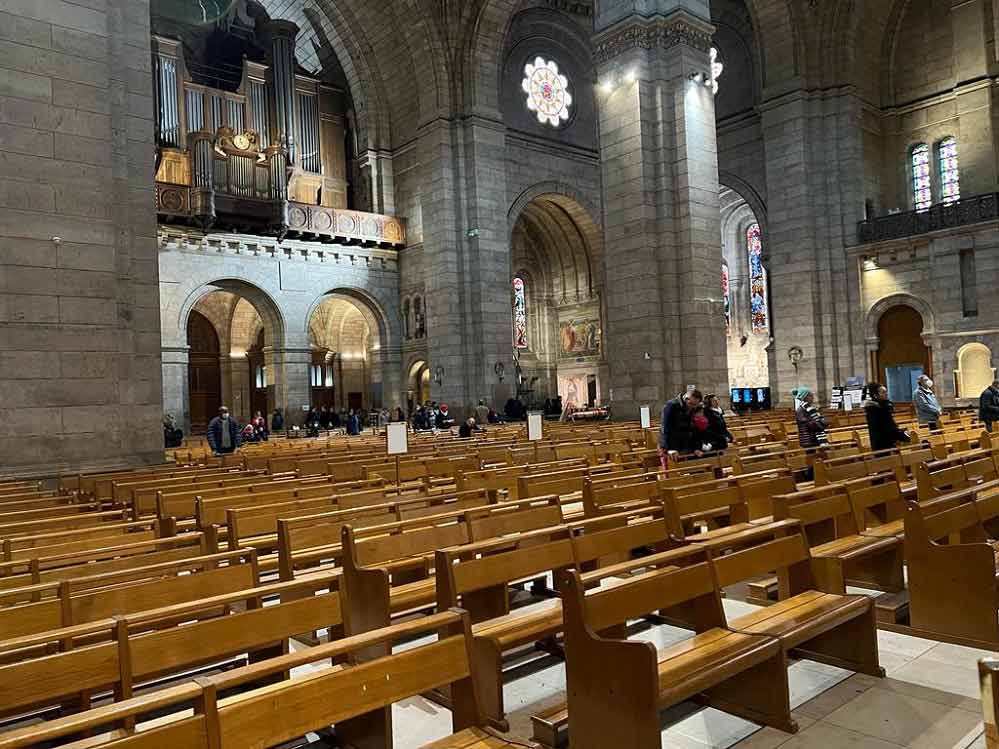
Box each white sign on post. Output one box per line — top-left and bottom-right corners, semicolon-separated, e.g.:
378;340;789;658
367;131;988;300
640;406;652;429
387;422;409;455
843;393;854;412
527;412;543;442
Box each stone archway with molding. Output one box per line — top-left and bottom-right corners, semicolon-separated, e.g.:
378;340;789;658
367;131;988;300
864;293;938;399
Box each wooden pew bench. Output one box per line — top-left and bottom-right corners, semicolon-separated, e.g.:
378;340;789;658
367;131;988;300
0;611;525;749
2;519;163;562
431;507;678;728
543;558;795;748
772;481;905;595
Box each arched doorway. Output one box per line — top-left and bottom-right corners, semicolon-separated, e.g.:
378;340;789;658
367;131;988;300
308;293;386;413
186;310;221;433
509;192;605;411
407;359;430;414
876;305;930;402
181;280;284;430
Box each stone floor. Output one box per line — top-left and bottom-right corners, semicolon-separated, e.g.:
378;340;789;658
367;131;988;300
380;594;991;749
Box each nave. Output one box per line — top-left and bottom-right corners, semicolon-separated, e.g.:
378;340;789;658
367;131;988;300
1;410;998;747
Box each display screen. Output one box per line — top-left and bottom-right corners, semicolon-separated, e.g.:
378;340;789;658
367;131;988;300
731;387;771;410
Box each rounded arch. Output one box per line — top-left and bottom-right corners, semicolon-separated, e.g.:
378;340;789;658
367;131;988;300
719;171;768;240
178;279;286;349
304;287;392;350
865;292;937;342
955;342;995;398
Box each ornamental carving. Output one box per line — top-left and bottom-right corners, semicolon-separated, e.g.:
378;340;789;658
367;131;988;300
156;184;190;215
593;16;714;64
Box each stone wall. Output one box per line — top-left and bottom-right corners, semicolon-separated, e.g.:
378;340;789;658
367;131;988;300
0;0;164;476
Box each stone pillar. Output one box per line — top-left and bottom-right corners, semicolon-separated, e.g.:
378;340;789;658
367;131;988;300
419;115;514;415
219;357;239;421
358;150;396;215
161;347;190;435
0;0;164;475
267;20;299;163
594;1;727;419
265;347;311;425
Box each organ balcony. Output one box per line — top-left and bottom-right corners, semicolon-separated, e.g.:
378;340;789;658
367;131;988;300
151;34;405;249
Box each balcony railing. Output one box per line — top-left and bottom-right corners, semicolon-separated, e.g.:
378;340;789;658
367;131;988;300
856;193;999;245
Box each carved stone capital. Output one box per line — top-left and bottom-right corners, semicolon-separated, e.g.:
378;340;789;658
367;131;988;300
593;11;715;65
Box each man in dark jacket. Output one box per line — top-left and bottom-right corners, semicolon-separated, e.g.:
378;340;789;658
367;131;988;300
865;384;910;452
980;381;999;432
207;406;241;455
658;389;703;460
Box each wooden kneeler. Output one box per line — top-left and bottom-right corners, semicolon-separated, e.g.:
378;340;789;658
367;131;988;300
559;564;796;749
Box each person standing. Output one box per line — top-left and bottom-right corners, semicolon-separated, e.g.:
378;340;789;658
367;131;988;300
658;389;703;467
475;399;490;426
980;380;999;432
207;406;241;455
864;383;910;452
271;408;284;432
702;394;734;452
794;387;828;449
913;375;942;431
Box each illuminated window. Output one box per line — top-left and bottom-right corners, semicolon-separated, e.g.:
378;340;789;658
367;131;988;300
911;143;931;211
513;278;528;349
254;365;267;389
938;136;960;205
747;223;768;333
722;263;731;334
521;57;572;127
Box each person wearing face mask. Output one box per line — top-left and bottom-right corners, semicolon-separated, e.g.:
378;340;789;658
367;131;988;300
912;374;942;431
207;406;241;455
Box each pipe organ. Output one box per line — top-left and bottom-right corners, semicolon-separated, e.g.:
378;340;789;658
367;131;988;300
152;26;404;248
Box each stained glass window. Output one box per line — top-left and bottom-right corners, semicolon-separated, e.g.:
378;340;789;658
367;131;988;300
938;136;960;205
513;278;528;349
522;57;572;127
722;263;731;335
747;223;768;334
911;143;931;211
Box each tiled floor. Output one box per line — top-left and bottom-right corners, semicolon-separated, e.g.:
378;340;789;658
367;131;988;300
386;596;992;748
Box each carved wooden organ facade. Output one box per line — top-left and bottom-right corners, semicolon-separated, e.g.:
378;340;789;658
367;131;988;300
152;26;405;248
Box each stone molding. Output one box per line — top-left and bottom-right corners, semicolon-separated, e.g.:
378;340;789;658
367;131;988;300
157;226;399;271
593;11;715;64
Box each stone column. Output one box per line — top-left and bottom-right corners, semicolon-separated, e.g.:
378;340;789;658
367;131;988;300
265;346;312;425
358;150;396;215
266;20;299;164
0;0;164;475
219;357;238;421
161;346;190;435
418;115;514;414
594;1;727;419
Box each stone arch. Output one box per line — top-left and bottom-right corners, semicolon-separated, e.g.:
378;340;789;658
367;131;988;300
304;287;391;349
719;171;768;240
864;292;937;342
955;342;995;398
178;279;286;349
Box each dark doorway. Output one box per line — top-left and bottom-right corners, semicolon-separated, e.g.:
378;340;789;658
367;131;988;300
187;310;221;434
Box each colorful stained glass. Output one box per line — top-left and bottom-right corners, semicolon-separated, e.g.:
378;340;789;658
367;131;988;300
522;57;572;127
912;143;931;211
747;223;768;334
513;277;528;349
722;263;731;334
939;136;960;205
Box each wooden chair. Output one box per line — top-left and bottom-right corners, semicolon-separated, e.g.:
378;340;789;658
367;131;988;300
979;658;999;749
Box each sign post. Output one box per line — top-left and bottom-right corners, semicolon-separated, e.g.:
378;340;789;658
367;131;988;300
640;406;652;429
387;421;409;490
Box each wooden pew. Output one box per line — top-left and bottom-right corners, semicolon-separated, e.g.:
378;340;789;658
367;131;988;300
0;571;340;721
772;480;905;595
980;658;999;749
903;493;999;646
432;507;676;727
552;559;794;748
3;518;163;561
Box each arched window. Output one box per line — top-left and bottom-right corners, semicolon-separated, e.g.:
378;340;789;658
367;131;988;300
747;224;768;333
402;299;411;340
513;277;528;349
413;297;424;338
722;263;731;335
911;143;931;211
938;136;960;205
955;342;994;398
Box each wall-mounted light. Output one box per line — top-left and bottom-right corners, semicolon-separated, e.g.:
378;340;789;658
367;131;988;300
624;69;637;84
689;71;705;84
599;77;616;94
862;256;880;271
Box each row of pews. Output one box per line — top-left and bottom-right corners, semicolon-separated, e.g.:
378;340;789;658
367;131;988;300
1;411;997;748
